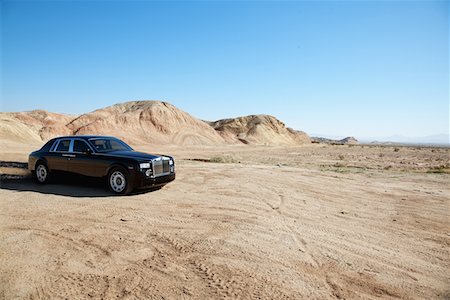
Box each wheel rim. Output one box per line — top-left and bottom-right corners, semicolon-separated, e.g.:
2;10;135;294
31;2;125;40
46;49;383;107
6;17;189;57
36;165;47;182
110;171;126;193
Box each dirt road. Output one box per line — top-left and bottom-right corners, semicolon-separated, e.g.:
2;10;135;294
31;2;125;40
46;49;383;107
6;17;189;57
1;145;449;299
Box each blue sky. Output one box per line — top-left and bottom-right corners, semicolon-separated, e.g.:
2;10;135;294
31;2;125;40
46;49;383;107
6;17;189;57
1;0;448;140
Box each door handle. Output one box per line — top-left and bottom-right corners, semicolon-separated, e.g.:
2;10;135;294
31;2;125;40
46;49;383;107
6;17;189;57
62;154;76;158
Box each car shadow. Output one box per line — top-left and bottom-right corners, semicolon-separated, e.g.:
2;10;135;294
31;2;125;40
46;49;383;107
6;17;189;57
0;176;160;198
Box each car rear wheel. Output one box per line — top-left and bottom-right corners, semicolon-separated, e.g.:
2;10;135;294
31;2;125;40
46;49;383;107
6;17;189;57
108;167;133;195
35;162;50;184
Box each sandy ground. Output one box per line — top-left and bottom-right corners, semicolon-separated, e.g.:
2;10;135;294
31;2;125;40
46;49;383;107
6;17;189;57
0;144;449;299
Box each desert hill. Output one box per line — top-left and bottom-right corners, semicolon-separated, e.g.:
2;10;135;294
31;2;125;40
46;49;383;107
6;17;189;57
209;115;310;145
0;100;311;146
0;110;73;144
311;136;358;145
66;101;226;145
340;137;358;144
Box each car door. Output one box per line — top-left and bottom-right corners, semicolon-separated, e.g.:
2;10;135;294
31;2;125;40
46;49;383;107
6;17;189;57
68;139;97;177
47;139;72;172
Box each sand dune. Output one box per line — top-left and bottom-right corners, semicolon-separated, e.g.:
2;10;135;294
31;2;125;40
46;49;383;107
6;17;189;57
0;101;311;146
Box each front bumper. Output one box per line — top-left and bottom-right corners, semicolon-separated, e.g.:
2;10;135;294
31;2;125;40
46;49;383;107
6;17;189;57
133;172;176;189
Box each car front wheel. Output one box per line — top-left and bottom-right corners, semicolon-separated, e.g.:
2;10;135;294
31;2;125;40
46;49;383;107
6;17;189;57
35;162;50;184
108;167;133;195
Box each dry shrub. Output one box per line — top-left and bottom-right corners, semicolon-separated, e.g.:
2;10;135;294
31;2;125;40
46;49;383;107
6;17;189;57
427;164;450;174
210;155;237;163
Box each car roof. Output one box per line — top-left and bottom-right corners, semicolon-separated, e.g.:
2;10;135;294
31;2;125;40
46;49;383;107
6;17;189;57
54;135;117;140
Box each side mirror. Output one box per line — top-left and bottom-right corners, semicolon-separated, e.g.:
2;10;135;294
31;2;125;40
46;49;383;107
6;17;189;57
84;148;93;155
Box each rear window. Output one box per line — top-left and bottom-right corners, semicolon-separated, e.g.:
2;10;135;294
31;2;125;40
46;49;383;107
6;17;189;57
56;139;71;152
40;139;56;152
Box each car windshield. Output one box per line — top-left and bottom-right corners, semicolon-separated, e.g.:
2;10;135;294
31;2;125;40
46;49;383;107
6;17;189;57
88;138;133;153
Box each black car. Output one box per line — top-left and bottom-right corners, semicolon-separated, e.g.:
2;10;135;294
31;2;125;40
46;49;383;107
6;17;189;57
28;136;175;194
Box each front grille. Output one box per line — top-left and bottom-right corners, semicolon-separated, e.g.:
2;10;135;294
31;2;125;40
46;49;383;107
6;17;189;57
154;162;163;175
163;160;170;173
152;158;171;177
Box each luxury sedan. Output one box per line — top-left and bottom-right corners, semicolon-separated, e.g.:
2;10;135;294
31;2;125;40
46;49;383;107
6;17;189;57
28;136;175;194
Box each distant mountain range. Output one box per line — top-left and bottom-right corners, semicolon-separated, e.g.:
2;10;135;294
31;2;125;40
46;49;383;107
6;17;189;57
311;133;449;145
359;134;449;145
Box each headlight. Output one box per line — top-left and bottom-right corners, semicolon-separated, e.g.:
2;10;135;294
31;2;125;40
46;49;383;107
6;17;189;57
140;162;151;169
145;169;152;177
169;159;174;165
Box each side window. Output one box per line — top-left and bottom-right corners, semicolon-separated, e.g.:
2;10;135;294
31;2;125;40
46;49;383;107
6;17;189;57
73;140;91;153
55;139;71;152
91;140;107;151
110;140;125;151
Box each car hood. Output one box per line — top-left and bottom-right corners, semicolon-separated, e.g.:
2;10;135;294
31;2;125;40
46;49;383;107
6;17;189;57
100;150;161;161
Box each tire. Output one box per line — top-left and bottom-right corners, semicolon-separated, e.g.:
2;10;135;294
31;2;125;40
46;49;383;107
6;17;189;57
107;166;133;195
35;162;50;184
